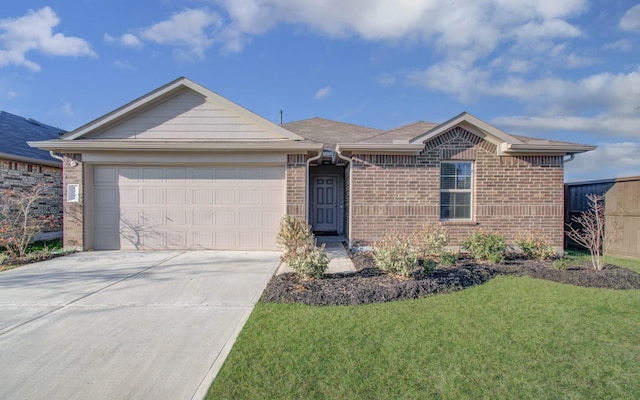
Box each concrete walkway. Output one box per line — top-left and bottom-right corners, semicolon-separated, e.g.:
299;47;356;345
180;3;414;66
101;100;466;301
0;251;280;400
276;237;356;275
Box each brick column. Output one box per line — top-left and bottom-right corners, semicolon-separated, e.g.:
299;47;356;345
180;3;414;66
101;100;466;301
62;154;84;250
286;154;307;221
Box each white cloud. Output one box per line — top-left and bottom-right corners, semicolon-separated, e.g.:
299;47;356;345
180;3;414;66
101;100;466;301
62;102;73;117
213;0;586;58
140;9;222;60
314;86;331;100
492;114;640;139
104;33;143;49
112;60;136;71
565;142;640;181
0;7;95;71
604;39;633;52
7;90;17;98
619;4;640;32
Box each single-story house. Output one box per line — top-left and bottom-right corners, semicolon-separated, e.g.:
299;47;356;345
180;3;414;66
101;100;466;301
1;110;65;236
30;77;596;252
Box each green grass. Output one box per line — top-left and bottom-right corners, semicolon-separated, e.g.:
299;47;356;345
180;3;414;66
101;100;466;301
565;249;640;273
208;275;640;399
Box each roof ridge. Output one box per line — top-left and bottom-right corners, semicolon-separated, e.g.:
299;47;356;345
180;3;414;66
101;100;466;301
353;120;435;143
283;117;381;131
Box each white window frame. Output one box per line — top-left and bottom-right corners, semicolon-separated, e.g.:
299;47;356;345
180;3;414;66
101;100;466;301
440;161;473;221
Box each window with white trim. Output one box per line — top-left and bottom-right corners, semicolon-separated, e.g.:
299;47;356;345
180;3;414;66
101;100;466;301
440;161;472;220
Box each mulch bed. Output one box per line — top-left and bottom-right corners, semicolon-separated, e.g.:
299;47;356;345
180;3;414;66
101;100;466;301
262;252;640;306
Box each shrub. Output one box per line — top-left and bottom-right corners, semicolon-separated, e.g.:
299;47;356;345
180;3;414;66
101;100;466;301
463;232;506;263
373;232;417;278
552;257;571;270
287;244;329;279
413;223;449;260
516;231;557;260
0;185;59;259
276;215;328;279
566;194;606;270
439;251;458;267
276;215;315;263
421;259;437;277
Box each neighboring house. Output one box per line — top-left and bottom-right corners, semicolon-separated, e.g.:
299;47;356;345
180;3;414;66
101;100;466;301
30;77;595;252
565;176;640;259
0;111;64;236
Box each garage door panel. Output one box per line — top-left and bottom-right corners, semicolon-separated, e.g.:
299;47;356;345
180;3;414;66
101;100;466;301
166;210;187;225
193;189;213;204
166;190;186;204
215;232;236;248
94;166;284;250
215;211;235;226
119;168;140;181
262;190;283;206
214;189;235;204
119;189;139;205
95;167;118;183
95;188;118;205
239;211;259;226
142;189;164;204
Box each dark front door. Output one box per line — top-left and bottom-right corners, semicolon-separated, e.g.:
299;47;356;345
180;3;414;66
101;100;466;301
312;175;338;232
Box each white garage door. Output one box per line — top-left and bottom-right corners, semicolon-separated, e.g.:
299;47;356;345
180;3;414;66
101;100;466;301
93;166;285;250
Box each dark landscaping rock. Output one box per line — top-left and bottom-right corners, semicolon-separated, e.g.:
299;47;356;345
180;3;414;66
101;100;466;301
261;253;640;306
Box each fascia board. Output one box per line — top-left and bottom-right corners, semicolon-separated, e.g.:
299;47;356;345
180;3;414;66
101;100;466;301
335;143;424;154
501;143;597;155
28;139;322;153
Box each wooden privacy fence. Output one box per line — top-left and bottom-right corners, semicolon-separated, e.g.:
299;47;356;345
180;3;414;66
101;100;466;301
565;176;640;259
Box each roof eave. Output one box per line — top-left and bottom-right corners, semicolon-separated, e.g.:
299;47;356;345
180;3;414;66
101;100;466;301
336;143;424;154
28;140;323;153
0;151;62;167
500;143;597;155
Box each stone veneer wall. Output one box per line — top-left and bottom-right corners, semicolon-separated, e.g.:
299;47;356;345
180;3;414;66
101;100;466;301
62;154;84;250
0;158;63;231
286;154;308;221
349;127;565;249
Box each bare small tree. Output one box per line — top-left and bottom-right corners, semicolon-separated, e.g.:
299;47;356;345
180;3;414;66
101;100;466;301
566;194;606;270
0;185;58;259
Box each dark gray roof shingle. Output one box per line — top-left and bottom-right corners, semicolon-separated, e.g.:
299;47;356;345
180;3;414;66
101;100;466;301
0;111;65;164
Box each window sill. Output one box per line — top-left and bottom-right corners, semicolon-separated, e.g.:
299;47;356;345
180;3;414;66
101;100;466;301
440;220;478;226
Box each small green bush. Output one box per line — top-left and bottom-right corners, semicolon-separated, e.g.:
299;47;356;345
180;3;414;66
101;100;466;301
552;258;571;270
374;232;417;278
463;231;506;263
276;215;328;279
516;231;556;260
287;244;329;279
413;223;449;260
439;251;458;267
276;215;315;263
421;259;437;277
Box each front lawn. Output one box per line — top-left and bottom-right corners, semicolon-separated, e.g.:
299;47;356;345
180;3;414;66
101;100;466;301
208;273;640;399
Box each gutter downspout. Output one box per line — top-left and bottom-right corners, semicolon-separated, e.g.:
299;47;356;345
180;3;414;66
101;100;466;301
306;150;323;224
49;151;64;162
335;149;353;249
563;154;575;163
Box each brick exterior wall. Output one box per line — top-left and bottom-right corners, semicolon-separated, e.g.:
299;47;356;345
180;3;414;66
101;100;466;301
349;127;565;249
286;154;308;221
0;158;63;231
62;154;84;250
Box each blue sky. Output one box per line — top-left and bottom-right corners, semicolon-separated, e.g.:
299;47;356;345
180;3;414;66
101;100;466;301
1;1;639;182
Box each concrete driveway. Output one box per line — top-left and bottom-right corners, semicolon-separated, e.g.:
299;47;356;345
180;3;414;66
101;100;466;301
0;250;280;400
